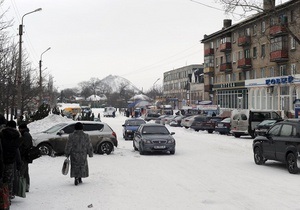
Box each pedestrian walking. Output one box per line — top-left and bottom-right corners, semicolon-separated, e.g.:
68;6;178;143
64;122;93;186
18;123;33;192
0;120;22;202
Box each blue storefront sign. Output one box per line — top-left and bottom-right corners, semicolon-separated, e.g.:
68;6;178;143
265;76;294;85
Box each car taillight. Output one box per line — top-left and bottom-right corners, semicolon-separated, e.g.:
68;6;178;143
112;131;117;139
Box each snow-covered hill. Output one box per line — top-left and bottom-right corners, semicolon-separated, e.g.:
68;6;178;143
101;75;141;93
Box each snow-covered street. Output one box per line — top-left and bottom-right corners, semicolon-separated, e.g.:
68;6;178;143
11;110;300;210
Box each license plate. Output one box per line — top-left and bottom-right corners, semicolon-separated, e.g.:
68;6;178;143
154;145;166;149
218;123;223;127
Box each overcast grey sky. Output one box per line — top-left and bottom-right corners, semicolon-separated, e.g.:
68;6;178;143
1;0;288;92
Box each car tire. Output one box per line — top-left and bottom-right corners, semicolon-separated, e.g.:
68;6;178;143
139;143;145;155
254;147;264;165
97;141;113;155
286;153;298;174
170;150;175;155
233;133;241;138
133;141;138;151
38;143;53;156
207;130;213;134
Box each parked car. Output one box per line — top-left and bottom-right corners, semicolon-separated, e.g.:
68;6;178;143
190;115;210;131
144;113;161;122
215;117;231;135
169;115;184;127
32;121;118;156
122;118;146;140
231;109;282;138
160;115;177;125
252;119;300;174
133;123;176;155
195;116;223;133
154;115;168;124
181;115;201;129
254;119;283;137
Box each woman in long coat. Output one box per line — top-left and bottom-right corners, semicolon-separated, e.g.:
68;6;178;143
65;122;93;185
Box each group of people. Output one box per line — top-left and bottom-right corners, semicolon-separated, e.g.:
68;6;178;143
0;114;33;206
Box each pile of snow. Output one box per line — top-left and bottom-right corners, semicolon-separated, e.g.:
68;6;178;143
27;114;73;134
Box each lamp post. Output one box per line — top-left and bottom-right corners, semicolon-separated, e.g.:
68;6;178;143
17;8;42;116
39;47;51;105
153;78;160;89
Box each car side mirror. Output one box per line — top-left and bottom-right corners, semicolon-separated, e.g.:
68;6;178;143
170;132;175;135
57;130;65;136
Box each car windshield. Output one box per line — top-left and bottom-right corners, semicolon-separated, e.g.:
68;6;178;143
43;123;68;134
126;120;145;126
142;126;169;134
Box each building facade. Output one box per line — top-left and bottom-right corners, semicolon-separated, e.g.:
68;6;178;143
201;0;300;117
163;64;205;109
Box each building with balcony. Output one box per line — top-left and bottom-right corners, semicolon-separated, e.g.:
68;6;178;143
201;0;300;116
163;64;204;109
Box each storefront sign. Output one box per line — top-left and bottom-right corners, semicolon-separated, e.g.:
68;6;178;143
265;76;294;85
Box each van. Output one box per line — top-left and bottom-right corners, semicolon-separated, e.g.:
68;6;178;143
231;109;282;138
103;107;116;117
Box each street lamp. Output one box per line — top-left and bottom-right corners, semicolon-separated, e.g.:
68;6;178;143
39;47;51;105
153;78;160;89
17;8;42;116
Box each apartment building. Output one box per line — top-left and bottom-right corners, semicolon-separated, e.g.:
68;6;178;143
163;64;205;109
201;0;300;117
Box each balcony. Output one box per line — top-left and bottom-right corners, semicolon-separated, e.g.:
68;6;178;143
269;25;288;37
237;58;252;69
204;67;214;74
238;36;251;46
219;42;231;52
204;48;214;56
204;84;213;92
220;62;232;72
270;50;289;62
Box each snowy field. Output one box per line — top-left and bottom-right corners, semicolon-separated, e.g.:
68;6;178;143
10;108;300;210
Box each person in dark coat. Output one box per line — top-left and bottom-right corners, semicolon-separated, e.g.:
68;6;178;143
18;123;33;192
0;120;22;200
64;122;93;185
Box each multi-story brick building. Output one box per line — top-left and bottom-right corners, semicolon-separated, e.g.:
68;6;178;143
201;0;300;117
163;64;205;109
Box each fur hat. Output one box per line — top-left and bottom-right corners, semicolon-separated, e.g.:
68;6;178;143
74;122;83;130
6;120;17;128
18;123;28;130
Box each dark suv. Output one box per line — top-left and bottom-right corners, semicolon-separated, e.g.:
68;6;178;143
252;119;300;174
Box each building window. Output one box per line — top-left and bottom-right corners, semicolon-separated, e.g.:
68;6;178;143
270;67;275;77
244;48;250;58
238;50;243;59
245;28;250;36
210;41;214;49
261;21;266;33
291;37;296;50
261;68;266;77
253;24;257;35
280;65;287;76
232;52;237;63
233;73;236;81
271;36;288;52
232;32;236;43
253;47;257;58
291;10;294;22
225;53;231;63
245;71;250;80
291;63;296;75
253;69;257;79
226;74;231;82
210;76;214;84
261;44;266;57
270;17;275;26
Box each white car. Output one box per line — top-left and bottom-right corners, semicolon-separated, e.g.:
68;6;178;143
103;107;116;117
